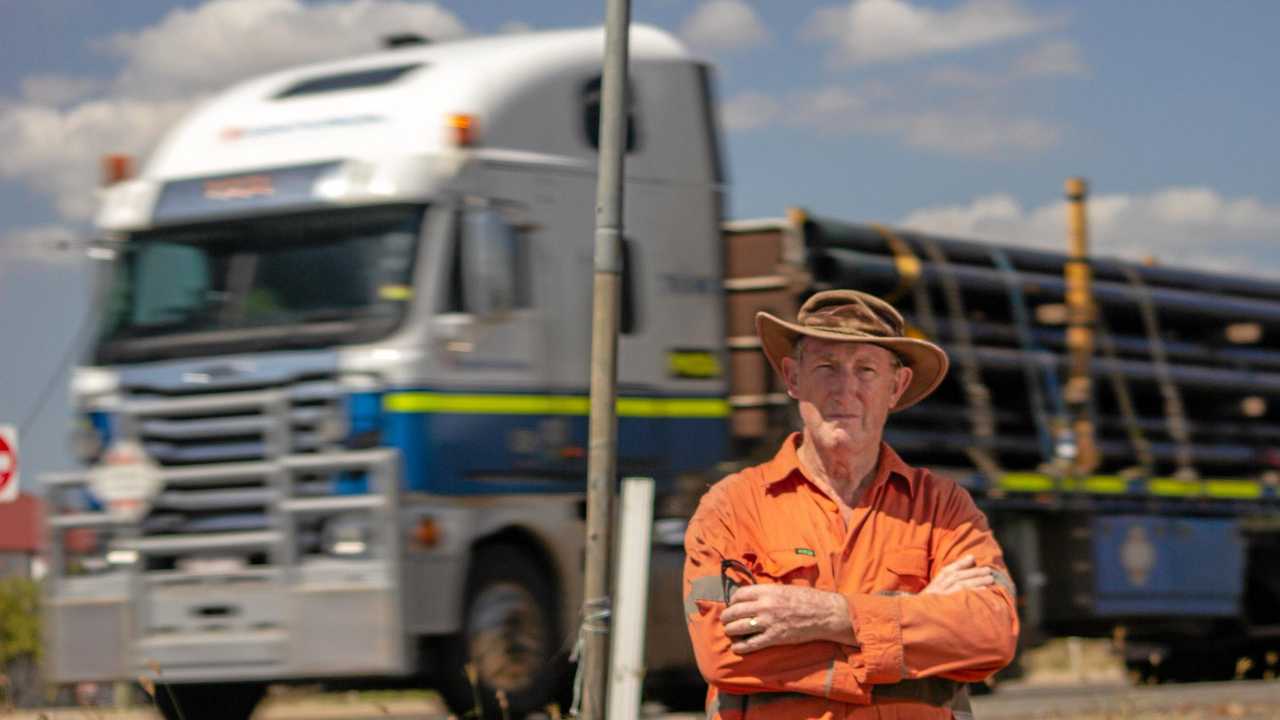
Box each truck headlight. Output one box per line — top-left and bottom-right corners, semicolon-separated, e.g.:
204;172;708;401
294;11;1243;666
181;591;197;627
63;529;132;576
322;514;373;558
72;367;120;404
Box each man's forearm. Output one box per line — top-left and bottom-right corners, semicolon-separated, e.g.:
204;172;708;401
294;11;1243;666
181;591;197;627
821;591;859;647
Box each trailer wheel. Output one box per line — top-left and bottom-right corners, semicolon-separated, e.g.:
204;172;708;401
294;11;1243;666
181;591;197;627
153;681;263;720
439;544;570;718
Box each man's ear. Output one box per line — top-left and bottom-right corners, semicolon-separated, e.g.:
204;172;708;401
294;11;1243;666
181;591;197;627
780;355;800;399
892;365;914;407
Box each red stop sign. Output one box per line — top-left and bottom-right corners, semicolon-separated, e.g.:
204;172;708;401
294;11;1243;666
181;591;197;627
0;431;15;498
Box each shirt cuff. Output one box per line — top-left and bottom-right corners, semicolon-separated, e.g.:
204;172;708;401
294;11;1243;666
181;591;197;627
848;593;905;684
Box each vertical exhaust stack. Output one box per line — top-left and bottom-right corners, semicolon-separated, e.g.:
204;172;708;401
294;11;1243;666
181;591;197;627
1063;177;1100;475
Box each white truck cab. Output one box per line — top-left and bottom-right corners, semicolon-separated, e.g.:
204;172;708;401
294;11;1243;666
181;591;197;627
48;26;725;718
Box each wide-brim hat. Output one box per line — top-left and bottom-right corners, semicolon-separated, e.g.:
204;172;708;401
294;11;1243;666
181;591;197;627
755;289;949;412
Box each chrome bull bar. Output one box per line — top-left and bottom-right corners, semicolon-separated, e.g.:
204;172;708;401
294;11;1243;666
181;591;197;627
42;448;406;683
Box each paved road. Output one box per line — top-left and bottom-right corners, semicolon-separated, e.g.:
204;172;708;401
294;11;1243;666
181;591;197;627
6;680;1280;719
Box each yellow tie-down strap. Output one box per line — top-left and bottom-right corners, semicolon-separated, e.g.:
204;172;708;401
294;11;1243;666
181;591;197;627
871;223;922;305
997;472;1265;499
383;391;731;419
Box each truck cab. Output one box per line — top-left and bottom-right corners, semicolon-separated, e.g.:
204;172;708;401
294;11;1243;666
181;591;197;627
45;26;725;718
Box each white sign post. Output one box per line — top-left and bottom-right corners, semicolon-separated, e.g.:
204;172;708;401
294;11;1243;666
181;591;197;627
607;476;655;720
0;424;19;503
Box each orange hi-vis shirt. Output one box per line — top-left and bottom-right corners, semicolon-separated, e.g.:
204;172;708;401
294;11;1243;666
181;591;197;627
683;434;1018;719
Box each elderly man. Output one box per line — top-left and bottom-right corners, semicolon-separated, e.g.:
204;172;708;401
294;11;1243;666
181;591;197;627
684;290;1018;719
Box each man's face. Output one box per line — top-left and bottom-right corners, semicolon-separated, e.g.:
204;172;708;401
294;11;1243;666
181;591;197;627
781;339;913;454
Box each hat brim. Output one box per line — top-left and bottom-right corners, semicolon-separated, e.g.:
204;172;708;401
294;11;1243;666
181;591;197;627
755;311;950;412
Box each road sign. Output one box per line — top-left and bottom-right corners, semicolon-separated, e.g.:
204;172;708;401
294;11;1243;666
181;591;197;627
0;425;18;502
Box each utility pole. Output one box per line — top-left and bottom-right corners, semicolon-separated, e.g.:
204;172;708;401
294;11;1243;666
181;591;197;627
579;1;631;717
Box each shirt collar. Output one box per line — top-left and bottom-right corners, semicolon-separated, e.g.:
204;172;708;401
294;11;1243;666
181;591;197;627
762;432;917;499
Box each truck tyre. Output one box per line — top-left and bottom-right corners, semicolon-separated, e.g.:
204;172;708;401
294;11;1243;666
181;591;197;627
153;681;264;720
439;544;571;718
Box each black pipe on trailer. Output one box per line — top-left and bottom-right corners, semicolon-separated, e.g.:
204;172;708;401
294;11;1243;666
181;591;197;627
813;247;1280;326
804;217;1280;302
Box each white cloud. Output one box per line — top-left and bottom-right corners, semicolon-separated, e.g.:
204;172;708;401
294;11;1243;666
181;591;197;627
20;75;101;106
804;0;1061;66
1015;39;1086;77
1;0;467;223
927;39;1087;91
902;112;1060;155
680;0;768;53
106;0;465;98
925;66;1002;91
721;83;1060;155
0;98;193;220
498;20;534;34
721;91;781;131
901;187;1280;278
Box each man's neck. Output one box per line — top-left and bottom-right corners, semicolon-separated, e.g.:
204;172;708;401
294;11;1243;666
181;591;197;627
796;431;882;508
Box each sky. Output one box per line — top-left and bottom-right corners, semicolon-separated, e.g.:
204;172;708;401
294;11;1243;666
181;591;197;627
1;0;1279;487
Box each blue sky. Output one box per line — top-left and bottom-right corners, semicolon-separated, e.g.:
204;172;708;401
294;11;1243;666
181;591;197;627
2;0;1279;486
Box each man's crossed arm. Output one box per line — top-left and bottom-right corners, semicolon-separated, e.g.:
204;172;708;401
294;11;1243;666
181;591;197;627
719;555;1000;655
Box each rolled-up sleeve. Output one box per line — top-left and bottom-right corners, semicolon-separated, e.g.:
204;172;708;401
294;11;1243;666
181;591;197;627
846;478;1019;683
683;488;872;704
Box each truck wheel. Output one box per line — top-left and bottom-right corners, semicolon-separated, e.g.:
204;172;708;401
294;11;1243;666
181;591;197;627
153;681;263;720
439;544;570;718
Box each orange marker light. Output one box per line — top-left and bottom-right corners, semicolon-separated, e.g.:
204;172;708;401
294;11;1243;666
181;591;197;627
447;114;476;147
101;154;135;186
413;517;441;548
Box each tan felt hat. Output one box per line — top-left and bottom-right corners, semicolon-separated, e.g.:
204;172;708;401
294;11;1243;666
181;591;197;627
755;289;949;412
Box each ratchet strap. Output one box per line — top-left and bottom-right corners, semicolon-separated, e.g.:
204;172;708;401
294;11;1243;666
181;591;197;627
872;223;923;305
918;236;1003;483
1121;265;1196;479
989;247;1056;463
1095;313;1156;475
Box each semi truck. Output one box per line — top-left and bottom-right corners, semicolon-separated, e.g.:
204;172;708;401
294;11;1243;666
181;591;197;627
41;24;1280;719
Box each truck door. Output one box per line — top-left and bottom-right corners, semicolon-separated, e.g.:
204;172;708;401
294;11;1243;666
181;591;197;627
426;196;562;492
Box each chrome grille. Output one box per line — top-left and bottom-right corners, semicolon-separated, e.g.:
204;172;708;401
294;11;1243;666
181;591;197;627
115;376;345;547
123;377;344;466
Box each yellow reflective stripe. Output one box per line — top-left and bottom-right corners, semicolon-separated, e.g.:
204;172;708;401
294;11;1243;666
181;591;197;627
1148;478;1201;496
994;472;1262;498
1204;479;1262;499
1082;475;1127;494
999;473;1054;492
617;397;731;418
382;392;730;418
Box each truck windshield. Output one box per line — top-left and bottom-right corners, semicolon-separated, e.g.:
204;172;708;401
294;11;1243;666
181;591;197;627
94;204;425;363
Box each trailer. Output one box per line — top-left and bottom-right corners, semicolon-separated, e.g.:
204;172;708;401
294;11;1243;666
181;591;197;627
723;210;1280;682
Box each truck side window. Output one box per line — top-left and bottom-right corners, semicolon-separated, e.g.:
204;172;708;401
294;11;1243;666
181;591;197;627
581;76;638;152
446;204;531;315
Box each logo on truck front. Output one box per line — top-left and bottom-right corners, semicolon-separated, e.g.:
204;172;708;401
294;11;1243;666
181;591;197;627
203;174;274;200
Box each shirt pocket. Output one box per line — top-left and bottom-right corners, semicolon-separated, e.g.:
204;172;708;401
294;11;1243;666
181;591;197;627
881;547;931;594
751;549;822;588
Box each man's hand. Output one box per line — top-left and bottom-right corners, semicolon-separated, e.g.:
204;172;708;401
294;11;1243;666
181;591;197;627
720;585;856;655
923;554;996;595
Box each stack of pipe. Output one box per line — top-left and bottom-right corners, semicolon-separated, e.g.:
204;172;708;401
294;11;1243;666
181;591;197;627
801;213;1280;482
